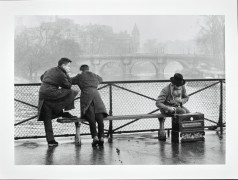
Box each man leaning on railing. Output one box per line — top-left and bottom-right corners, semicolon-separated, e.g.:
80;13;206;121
71;64;108;148
37;58;79;147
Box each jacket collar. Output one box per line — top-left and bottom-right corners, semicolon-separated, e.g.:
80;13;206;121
57;65;67;74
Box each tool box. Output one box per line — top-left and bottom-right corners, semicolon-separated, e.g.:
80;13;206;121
171;112;205;143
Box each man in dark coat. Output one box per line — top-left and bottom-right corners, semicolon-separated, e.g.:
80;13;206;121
38;57;78;146
71;64;108;147
156;73;190;141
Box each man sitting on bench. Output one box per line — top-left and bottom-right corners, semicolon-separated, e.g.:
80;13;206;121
156;73;190;141
38;58;78;147
71;65;108;147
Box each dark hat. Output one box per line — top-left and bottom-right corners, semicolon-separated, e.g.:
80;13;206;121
170;73;185;86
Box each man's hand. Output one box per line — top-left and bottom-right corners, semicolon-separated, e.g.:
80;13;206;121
168;107;176;113
175;97;182;103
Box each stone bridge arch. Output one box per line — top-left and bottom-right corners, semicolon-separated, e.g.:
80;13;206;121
77;54;216;80
99;61;124;78
163;60;184;79
129;60;159;76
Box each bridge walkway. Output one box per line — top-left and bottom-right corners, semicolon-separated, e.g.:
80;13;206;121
15;130;225;165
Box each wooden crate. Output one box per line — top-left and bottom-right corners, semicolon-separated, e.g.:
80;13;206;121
171;112;205;143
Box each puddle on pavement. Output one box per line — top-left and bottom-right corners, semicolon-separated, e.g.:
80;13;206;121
21;142;39;149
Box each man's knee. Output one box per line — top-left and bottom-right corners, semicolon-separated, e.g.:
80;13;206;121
72;89;79;96
175;107;186;114
181;109;186;114
184;107;190;113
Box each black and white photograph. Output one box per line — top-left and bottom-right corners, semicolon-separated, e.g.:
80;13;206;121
14;14;226;165
1;0;238;179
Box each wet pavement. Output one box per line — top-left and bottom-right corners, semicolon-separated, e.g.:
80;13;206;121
15;130;225;165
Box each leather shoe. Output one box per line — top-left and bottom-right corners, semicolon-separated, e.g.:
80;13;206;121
98;137;104;146
92;136;99;147
48;140;58;147
62;112;78;119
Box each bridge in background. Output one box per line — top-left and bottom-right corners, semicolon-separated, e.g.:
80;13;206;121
76;54;220;79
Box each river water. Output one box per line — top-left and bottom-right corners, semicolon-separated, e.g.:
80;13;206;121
14;81;225;138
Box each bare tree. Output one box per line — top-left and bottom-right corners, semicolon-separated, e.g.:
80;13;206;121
196;16;225;68
15;19;81;82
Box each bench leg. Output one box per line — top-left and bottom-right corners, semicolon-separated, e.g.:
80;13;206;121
108;120;113;143
158;118;166;141
108;134;113;143
75;122;81;146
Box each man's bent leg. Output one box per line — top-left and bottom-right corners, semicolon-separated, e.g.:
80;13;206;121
175;107;186;114
65;90;78;111
182;106;190;113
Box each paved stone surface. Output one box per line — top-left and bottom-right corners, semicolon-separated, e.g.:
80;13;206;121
15;130;225;165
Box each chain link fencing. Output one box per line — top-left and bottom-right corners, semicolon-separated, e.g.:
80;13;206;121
14;79;225;139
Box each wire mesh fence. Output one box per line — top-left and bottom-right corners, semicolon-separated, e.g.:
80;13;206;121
14;79;225;139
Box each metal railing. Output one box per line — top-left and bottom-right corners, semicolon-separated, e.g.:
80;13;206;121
14;79;225;139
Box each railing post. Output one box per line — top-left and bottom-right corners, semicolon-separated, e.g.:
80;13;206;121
218;80;223;135
108;84;113;143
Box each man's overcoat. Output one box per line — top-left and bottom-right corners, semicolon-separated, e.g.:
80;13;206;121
37;66;77;121
71;71;108;118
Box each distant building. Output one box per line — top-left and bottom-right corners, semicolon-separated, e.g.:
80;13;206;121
131;24;140;53
58;19;141;55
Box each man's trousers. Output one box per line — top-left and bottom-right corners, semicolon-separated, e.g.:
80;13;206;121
84;103;104;139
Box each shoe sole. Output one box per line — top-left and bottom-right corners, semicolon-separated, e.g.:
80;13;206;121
48;144;58;147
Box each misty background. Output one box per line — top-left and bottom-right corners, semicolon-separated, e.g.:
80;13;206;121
14;15;225;83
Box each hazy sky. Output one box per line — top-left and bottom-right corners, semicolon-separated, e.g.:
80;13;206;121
16;15;203;43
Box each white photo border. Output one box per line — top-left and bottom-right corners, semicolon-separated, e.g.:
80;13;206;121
0;0;238;179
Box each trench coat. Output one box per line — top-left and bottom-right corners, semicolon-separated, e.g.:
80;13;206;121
71;71;108;118
155;83;189;114
37;66;77;121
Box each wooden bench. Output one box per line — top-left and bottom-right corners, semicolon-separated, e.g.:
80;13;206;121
57;113;170;146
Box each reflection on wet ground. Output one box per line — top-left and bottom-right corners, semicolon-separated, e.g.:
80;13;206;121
15;130;225;165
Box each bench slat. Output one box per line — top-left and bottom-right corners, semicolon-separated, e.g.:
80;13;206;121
57;113;169;123
105;114;168;120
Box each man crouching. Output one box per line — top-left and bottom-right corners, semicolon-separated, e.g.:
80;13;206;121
38;58;78;147
156;73;190;141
